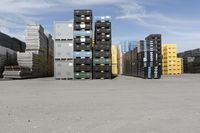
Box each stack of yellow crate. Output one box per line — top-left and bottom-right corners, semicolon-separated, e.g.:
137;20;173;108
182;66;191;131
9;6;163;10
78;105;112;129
162;44;183;75
112;45;118;75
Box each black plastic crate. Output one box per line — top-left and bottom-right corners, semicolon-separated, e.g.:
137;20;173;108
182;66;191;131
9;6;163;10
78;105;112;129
74;24;92;30
74;37;92;44
93;65;111;72
74;17;92;23
96;38;111;42
74;58;92;65
138;61;159;68
137;51;158;62
137;66;161;79
93;72;112;79
74;10;92;16
93;45;111;51
93;51;111;58
74;64;92;72
96;35;111;40
74;44;92;51
96;28;111;34
95;41;111;46
95;22;111;28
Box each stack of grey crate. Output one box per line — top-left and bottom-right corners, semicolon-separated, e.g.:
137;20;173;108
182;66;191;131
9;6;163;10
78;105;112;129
54;21;74;79
17;24;51;77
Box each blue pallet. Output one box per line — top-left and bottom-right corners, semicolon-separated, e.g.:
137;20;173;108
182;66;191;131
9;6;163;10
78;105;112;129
95;16;111;22
74;31;92;37
74;51;92;58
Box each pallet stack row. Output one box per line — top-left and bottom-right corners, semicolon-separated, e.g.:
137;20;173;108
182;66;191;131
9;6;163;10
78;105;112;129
47;34;54;77
3;24;54;79
54;21;74;79
122;34;162;79
178;48;200;73
123;47;138;76
93;16;112;79
22;24;49;77
74;10;93;79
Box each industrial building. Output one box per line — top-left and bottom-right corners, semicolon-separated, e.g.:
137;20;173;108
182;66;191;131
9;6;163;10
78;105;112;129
162;44;183;75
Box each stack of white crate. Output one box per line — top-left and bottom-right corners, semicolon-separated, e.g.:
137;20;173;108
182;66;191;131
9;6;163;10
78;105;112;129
54;21;74;79
17;52;40;76
17;24;49;77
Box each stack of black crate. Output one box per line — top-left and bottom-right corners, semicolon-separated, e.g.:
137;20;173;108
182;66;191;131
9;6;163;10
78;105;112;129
74;10;93;79
93;17;112;79
137;37;161;79
145;34;162;78
178;48;200;73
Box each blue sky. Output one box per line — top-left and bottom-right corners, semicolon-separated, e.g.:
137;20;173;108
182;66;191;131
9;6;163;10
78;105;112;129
0;0;200;52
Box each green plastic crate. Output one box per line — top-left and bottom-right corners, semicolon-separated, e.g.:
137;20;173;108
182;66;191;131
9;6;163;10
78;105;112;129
93;58;111;65
74;72;92;79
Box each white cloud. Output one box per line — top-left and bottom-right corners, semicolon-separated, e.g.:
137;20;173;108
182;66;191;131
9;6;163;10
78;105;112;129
115;1;200;52
0;0;199;52
0;0;126;40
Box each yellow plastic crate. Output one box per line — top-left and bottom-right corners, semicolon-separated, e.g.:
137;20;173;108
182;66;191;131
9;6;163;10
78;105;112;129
112;45;118;64
112;64;118;75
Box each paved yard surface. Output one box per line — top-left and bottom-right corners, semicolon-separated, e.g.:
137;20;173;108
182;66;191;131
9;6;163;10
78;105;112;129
0;74;200;133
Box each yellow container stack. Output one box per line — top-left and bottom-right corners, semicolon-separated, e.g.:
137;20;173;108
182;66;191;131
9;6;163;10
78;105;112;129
112;45;118;76
162;44;183;75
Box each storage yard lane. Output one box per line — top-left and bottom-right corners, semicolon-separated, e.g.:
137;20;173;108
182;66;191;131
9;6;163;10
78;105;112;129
0;74;200;133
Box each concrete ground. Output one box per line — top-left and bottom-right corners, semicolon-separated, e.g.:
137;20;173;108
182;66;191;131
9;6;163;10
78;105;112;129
0;74;200;133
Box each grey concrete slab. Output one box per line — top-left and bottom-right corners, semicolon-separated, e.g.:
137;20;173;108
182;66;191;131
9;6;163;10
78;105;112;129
0;74;200;133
